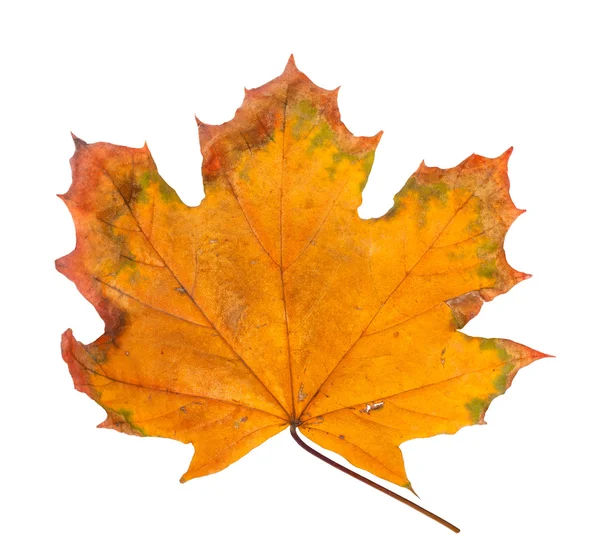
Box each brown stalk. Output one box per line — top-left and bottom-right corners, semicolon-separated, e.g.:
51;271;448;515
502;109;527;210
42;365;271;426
290;424;460;533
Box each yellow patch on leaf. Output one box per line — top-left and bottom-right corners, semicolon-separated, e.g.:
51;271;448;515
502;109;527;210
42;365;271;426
58;56;546;490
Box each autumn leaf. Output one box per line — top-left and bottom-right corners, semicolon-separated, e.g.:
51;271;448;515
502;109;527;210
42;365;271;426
57;56;546;529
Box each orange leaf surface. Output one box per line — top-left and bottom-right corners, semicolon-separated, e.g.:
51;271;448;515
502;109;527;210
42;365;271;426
58;56;546;498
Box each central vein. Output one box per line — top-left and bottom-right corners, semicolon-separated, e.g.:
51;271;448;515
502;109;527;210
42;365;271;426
279;86;296;422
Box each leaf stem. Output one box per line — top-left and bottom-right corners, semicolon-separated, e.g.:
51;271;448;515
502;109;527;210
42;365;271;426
289;425;460;533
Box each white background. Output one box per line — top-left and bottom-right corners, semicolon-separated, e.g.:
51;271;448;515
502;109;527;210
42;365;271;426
1;1;598;553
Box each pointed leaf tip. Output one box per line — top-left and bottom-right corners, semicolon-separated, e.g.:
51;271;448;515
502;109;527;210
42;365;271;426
406;482;419;499
283;54;298;75
195;116;216;130
510;270;532;287
495;146;513;167
70;132;87;149
196;118;215;143
195;116;210;135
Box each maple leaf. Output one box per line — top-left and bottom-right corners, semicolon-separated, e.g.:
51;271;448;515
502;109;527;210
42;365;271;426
58;56;546;529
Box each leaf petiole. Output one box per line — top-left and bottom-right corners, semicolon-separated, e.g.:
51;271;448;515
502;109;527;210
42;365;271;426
290;425;460;533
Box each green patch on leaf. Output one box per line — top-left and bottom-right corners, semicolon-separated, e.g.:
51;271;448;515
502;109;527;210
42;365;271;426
119;253;138;272
135;170;177;203
492;362;516;392
477;240;499;256
383;177;417;219
480;338;510;361
358;151;376;191
404;179;450;227
238;165;250;182
477;260;496;279
85;345;108;365
292;99;319;139
309;122;335;150
116;408;146;435
465;397;491;424
420;182;449;206
158;178;177;203
134;171;153;204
